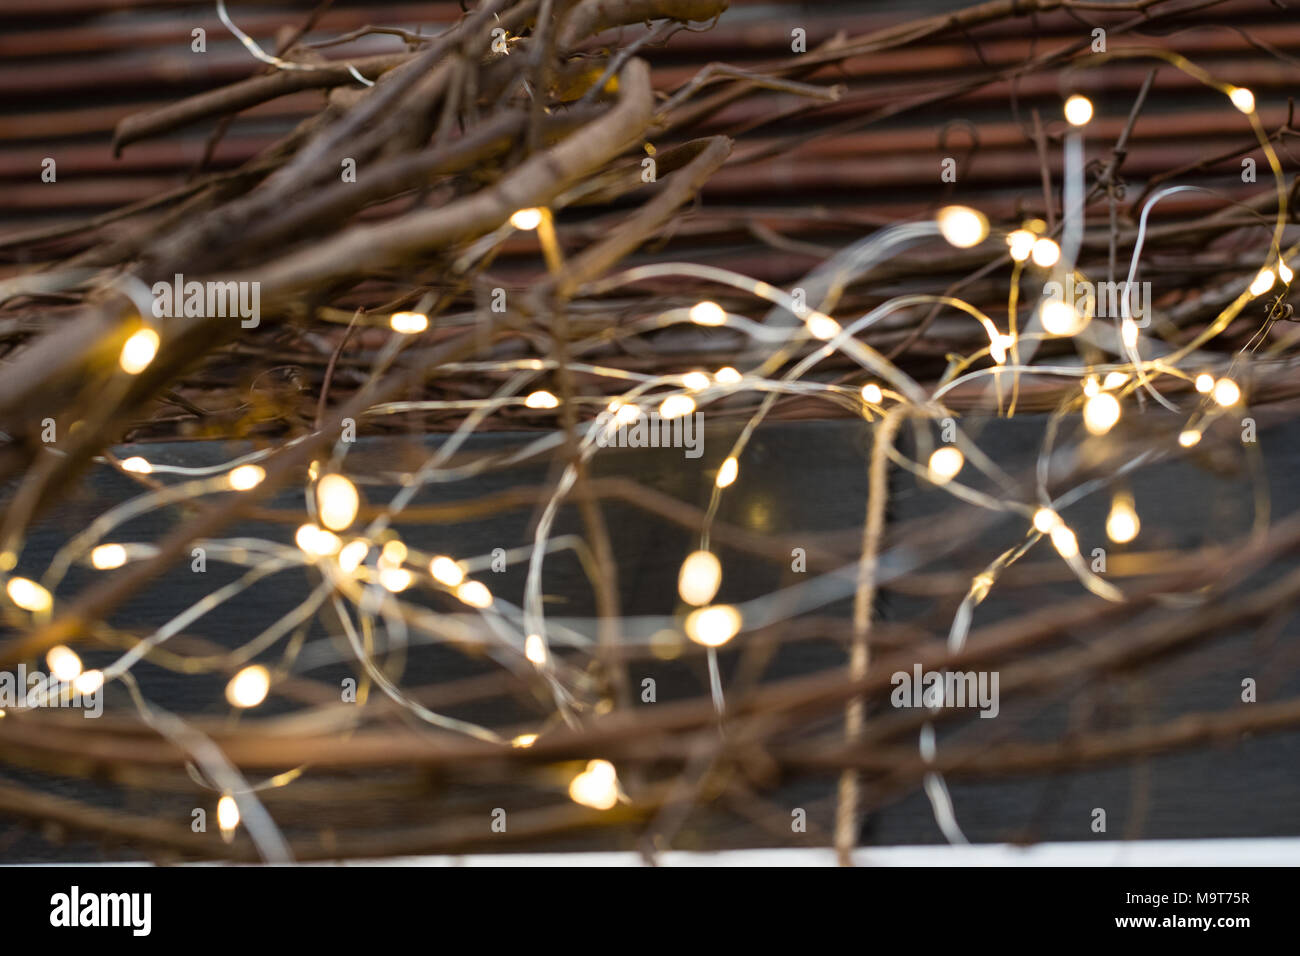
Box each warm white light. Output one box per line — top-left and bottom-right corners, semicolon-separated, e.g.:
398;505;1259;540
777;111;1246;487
217;795;240;836
1083;392;1120;435
1007;229;1036;262
1120;318;1139;349
379;567;413;592
121;456;153;474
1032;507;1060;533
226;464;265;491
1041;300;1086;336
1280;261;1294;283
6;577;51;613
689;301;726;326
430;556;465;587
1031;237;1061;268
1212;378;1241;406
805;313;841;340
337;540;368;573
989;333;1015;365
525;390;559;409
389;311;428;334
47;645;82;682
677;550;722;606
457;580;493;608
1049;523;1079;559
119;328;160;375
1195;373;1215;393
380;540;407;567
525;633;547;665
1249;268;1275;297
937;205;989;248
613;402;640;425
1230;86;1255;113
568;759;619;810
1106;496;1140;544
716;456;739;488
927;446;964;484
684;604;742;647
296;524;342;557
317;474;359;531
1179;429;1202;448
682;371;711;391
510;208;544;230
74;669;104;695
1064;94;1094;126
226;665;270;708
1103;372;1129;389
861;383;883;404
1083;375;1099;397
90;544;128;570
659;395;695;419
714;366;742;385
512;733;538;748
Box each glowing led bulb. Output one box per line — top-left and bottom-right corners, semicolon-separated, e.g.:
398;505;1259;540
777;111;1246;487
569;759;619;810
1212;378;1241;406
119;328;160;375
1280;261;1294;283
337;540;368;573
989;334;1014;365
389;311;428;334
380;540;408;567
1007;229;1036;262
296;524;342;557
379;567;413;592
525;390;559;409
1031;237;1061;268
937;205;989;248
510;208;544;230
217;794;240;838
1106;495;1140;544
1083;392;1121;435
1083;375;1100;398
1049;524;1079;559
46;645;82;682
677;550;722;606
716;456;739;489
524;633;547;665
684;604;742;647
1195;373;1215;394
805;313;841;340
1103;372;1129;389
1032;508;1060;533
6;577;51;613
121;456;153;474
613;402;640;425
1120;318;1139;349
927;446;964;484
226;464;265;491
659;395;695;419
512;733;539;748
457;580;493;608
714;366;742;385
861;383;883;404
430;556;465;587
1041;300;1086;336
316;474;359;531
74;669;104;695
1229;86;1255;113
1064;94;1093;126
1179;429;1202;448
681;371;711;391
226;665;270;708
90;543;127;570
1249;268;1275;297
689;301;726;326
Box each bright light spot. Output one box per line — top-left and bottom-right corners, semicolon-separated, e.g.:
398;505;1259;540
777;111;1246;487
1195;373;1215;393
716;456;739;488
927;446;964;484
457;580;493;609
337;540;368;573
120;457;152;474
861;383;883;404
937;205;989;248
677;550;722;606
1250;268;1275;297
430;556;465;587
512;733;538;748
389;311;428;334
714;366;742;385
1050;524;1079;559
569;759;619;810
1179;429;1202;448
682;371;711;391
74;669;103;695
1106;496;1140;544
524;633;547;665
1033;508;1060;533
380;540;407;567
379;567;413;593
524;390;559;409
684;604;742;647
1031;237;1061;268
47;645;82;682
1121;318;1139;349
296;524;342;557
510;208;544;230
226;464;265;491
1103;372;1129;389
1280;261;1294;283
989;334;1014;365
1064;94;1094;126
1230;86;1255;113
1041;300;1086;336
689;301;726;326
217;795;240;835
1212;378;1241;406
6;577;51;613
317;474;359;531
119;328;160;375
805;313;841;341
1083;392;1121;435
613;403;640;425
1083;375;1100;398
1007;229;1036;262
90;544;127;570
659;395;696;419
226;665;270;708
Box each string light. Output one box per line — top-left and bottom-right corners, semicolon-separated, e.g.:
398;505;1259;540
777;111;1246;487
1049;523;1079;559
684;604;742;646
1249;268;1275;296
524;634;547;665
47;645;82;682
525;390;560;409
1179;429;1203;447
1064;94;1093;126
714;366;742;385
379;567;413;592
927;446;964;484
805;313;841;340
1229;86;1255;113
226;665;270;708
74;669;104;695
6;577;51;613
430;555;465;587
226;464;265;491
1030;237;1061;267
317;474;360;531
1106;494;1140;544
677;550;722;606
681;371;711;391
1041;300;1086;336
217;794;240;840
1195;373;1215;393
510;208;544;230
337;540;368;573
296;524;342;557
120;456;152;474
1083;392;1121;435
716;456;739;488
861;383;884;404
119;328;160;375
456;580;493;608
90;543;128;569
937;205;989;248
389;311;428;334
659;395;695;419
568;759;619;810
1032;507;1060;533
689;301;726;326
1212;378;1241;406
1006;229;1035;262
